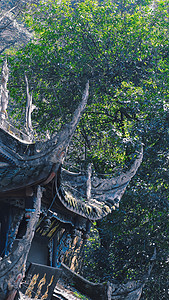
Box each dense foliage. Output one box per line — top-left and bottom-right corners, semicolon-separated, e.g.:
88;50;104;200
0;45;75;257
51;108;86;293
0;0;168;298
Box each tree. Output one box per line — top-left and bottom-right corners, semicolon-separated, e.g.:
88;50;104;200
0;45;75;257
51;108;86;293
0;0;36;54
1;0;168;298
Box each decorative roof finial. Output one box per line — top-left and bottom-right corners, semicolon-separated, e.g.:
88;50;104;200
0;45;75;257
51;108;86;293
25;75;36;140
86;163;92;201
0;59;9;120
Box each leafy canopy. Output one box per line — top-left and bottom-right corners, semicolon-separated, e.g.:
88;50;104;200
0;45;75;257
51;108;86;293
0;0;168;298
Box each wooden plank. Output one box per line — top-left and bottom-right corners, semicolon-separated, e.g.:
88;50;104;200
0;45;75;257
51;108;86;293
21;263;62;300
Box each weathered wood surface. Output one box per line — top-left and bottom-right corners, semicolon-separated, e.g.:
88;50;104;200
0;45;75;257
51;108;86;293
60;263;145;300
0;82;89;194
20;263;62;300
58;145;143;220
60;262;107;300
0;62;143;222
59;248;156;300
0;187;42;300
0;61;145;300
